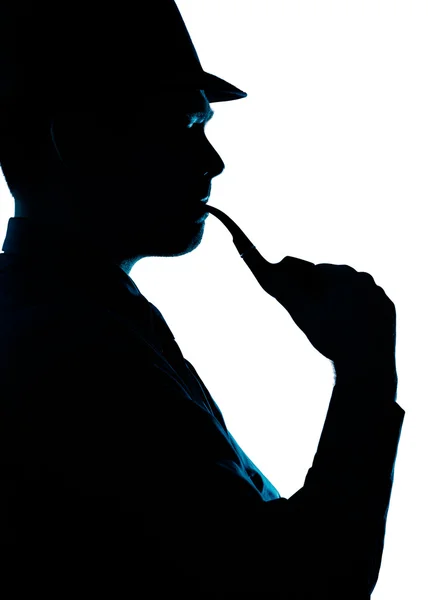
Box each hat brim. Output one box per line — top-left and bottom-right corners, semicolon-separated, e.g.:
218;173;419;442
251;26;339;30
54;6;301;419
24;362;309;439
201;71;247;103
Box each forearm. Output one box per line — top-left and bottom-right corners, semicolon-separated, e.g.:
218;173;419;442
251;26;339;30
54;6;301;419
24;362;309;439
299;360;404;594
333;354;398;404
307;358;400;486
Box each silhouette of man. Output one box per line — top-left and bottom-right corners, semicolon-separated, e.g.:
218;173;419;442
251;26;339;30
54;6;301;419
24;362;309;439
0;1;404;598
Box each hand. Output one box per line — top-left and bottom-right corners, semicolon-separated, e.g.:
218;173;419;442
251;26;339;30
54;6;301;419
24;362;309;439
206;205;396;368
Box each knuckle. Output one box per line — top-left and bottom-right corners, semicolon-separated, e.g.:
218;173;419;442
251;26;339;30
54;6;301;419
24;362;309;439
314;263;357;285
316;263;357;274
357;271;376;285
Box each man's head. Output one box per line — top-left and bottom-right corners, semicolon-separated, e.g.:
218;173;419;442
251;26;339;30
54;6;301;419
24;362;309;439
0;0;247;271
1;90;224;270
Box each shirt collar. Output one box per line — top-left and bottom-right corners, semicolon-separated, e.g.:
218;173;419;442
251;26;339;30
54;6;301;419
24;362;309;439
0;217;178;352
1;217;142;297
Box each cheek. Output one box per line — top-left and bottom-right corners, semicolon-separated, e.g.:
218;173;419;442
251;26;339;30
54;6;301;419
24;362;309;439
87;134;194;198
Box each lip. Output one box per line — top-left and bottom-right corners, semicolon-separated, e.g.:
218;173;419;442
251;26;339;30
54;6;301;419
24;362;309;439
189;201;209;222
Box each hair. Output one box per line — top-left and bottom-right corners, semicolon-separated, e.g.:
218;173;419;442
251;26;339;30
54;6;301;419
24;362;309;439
0;110;54;201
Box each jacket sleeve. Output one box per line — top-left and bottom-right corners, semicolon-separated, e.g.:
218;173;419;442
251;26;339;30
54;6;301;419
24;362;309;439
1;310;405;599
144;368;404;599
288;377;405;598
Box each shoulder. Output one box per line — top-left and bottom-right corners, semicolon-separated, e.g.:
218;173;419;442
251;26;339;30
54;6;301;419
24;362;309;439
0;299;160;386
0;299;195;437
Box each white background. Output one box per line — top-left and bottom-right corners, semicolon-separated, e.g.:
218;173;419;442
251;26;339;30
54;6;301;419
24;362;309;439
1;1;427;597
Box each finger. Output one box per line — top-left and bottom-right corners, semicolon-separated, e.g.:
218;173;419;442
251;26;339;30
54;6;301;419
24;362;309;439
274;255;319;304
278;255;316;274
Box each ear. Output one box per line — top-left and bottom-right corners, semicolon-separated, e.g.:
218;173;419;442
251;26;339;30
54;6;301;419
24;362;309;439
49;116;66;166
49;112;104;173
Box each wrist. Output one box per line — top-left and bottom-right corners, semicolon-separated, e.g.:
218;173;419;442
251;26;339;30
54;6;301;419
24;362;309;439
333;357;397;389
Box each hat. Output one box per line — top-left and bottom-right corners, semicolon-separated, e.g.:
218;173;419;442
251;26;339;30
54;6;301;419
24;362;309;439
0;0;247;112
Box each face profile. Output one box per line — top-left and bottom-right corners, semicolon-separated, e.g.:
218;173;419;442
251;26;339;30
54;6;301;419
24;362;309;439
10;90;225;271
1;0;244;272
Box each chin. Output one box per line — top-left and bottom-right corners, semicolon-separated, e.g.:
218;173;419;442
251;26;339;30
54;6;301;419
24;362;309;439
117;220;206;262
156;220;206;258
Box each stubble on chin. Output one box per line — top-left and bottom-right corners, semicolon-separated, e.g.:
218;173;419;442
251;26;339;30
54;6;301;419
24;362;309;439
110;218;206;260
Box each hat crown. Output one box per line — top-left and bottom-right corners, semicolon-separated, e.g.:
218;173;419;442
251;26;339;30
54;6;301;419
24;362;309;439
1;0;205;107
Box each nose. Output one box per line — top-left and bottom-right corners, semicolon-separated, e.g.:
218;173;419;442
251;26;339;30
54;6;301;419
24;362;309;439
203;138;225;180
